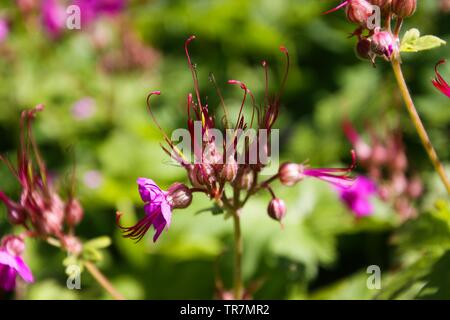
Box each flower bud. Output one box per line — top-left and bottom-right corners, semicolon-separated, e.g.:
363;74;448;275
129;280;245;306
236;168;254;190
391;0;416;18
167;183;192;209
345;0;375;26
63;235;83;255
268;198;287;222
190;164;214;187
7;209;27;225
1;235;25;256
278;163;304;186
65;199;84;226
371;29;396;59
355;38;374;62
219;156;238;182
368;0;391;11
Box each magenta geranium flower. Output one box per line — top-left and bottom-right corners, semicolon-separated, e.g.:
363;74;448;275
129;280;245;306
73;0;125;27
41;0;66;39
0;237;34;292
117;178;172;243
0;18;8;43
432;60;450;98
337;176;377;217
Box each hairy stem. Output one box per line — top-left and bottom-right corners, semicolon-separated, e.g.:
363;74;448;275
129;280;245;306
84;261;126;300
231;209;243;299
391;58;450;194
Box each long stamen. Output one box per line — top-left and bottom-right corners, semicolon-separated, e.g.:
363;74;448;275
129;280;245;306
322;0;350;15
276;46;290;103
209;73;231;128
185;35;203;108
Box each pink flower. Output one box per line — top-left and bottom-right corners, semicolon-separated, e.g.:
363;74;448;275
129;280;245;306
432;60;450;98
73;0;125;27
0;18;8;43
302;150;358;189
117;178;172;243
338;176;377;217
41;0;66;39
71;97;96;120
0;237;33;292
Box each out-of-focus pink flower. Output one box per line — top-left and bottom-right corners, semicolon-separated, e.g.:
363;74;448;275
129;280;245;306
0;236;33;292
83;170;103;189
338;176;377;217
0;18;8;43
42;0;66;39
73;0;125;28
343;120;372;161
432;60;450;98
71;97;96;120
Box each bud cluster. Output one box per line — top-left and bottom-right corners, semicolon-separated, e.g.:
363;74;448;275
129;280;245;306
325;0;418;64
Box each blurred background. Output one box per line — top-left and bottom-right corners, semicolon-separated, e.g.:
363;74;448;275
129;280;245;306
0;0;449;299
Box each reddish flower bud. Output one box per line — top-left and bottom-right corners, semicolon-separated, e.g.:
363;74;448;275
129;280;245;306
7;209;27;225
278;163;304;186
167;183;192;209
219;157;238;183
345;0;375;26
391;0;416;18
1;235;25;256
236;168;254;190
368;0;391;11
355;38;376;63
371;29;396;59
268;198;287;222
65;199;84;226
63;235;83;255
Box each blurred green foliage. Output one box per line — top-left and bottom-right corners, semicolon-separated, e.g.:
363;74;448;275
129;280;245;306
0;0;449;299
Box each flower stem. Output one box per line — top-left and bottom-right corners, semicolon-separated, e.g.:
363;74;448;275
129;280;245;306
84;261;126;300
391;58;450;194
231;209;243;299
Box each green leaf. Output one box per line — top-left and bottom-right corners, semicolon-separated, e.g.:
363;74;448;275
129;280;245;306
400;28;446;52
83;236;112;250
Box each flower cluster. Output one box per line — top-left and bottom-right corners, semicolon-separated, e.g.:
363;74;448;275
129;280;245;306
0;106;85;291
117;36;357;243
325;0;417;65
343;119;423;219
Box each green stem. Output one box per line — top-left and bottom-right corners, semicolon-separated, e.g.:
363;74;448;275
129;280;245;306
391;58;450;194
85;261;126;300
232;209;243;299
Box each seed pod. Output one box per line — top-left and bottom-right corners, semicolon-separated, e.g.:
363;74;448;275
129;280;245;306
345;0;375;26
391;0;417;18
167;183;192;209
278;163;304;186
267;198;287;222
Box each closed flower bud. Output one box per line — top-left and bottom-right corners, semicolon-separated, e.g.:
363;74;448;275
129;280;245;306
7;209;27;225
279;163;304;186
345;0;375;26
1;235;25;256
219;156;238;182
391;0;416;18
268;198;287;222
65;199;84;226
371;29;396;59
167;183;192;209
236;168;254;190
355;38;374;62
368;0;391;11
63;235;83;255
